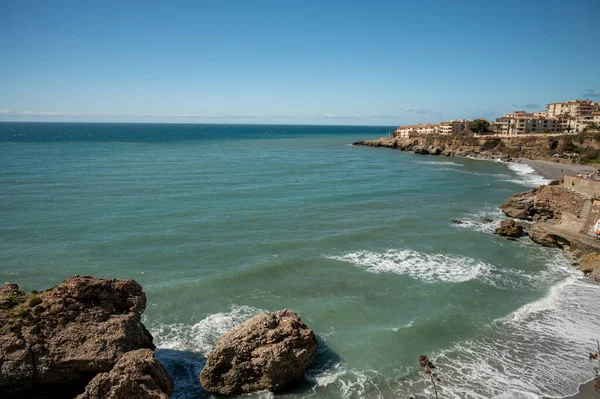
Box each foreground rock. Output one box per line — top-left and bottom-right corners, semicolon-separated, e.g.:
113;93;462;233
0;276;155;397
495;219;524;237
76;349;173;399
200;309;318;395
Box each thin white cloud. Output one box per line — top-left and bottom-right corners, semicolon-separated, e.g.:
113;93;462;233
401;108;443;116
322;113;361;120
0;109;80;116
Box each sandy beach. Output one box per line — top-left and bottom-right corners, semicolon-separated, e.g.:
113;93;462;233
518;159;598;181
545;379;597;399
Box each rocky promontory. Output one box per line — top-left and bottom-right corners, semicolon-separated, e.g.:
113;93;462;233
498;183;600;281
0;276;172;398
353;132;600;163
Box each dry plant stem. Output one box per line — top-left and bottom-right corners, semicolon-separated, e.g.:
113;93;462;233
429;372;439;399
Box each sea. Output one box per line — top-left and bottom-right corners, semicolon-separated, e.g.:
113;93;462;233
1;122;599;399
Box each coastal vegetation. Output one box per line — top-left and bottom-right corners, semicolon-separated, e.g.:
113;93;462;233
466;118;490;133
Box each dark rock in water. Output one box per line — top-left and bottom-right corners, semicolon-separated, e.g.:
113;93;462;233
413;145;429;155
200;309;318;395
495;219;524;237
451;219;465;225
482;218;493;223
76;349;173;399
0;276;155;397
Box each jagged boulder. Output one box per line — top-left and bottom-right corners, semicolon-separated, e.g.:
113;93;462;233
427;145;443;155
200;309;318;395
76;349;173;399
0;276;155;397
500;188;538;219
578;252;600;282
495;219;524;237
413;145;429;155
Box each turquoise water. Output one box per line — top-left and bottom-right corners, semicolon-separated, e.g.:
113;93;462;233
1;123;599;398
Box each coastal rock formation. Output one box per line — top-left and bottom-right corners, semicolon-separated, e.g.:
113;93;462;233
200;309;318;395
500;185;585;222
352;132;600;163
0;276;155;397
495;219;524;237
427;145;442;155
578;252;600;282
527;225;560;247
413;145;429;155
500;188;537;219
76;349;173;399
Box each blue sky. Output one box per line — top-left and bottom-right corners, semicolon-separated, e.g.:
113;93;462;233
0;0;599;126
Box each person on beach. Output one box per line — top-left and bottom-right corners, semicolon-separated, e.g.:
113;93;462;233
595;219;600;239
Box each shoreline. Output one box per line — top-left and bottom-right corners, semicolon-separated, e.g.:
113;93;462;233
522;158;598;399
517;158;597;181
546;380;597;399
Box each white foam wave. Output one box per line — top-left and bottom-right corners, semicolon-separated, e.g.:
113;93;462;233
416;160;465;167
505;162;550;187
392;320;414;332
304;361;386;399
450;206;505;234
151;305;264;354
326;249;495;283
392;257;600;399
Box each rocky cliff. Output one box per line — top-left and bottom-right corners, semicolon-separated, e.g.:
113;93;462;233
354;131;600;163
498;184;600;281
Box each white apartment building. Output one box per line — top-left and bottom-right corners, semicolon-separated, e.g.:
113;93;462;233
494;110;561;134
547;99;599;132
394;123;439;138
438;120;465;135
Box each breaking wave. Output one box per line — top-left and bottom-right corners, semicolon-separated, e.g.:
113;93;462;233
325;249;494;283
391;256;600;399
326;248;572;291
505;162;550;187
151;305;264;354
450;206;505;234
415;160;465;167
